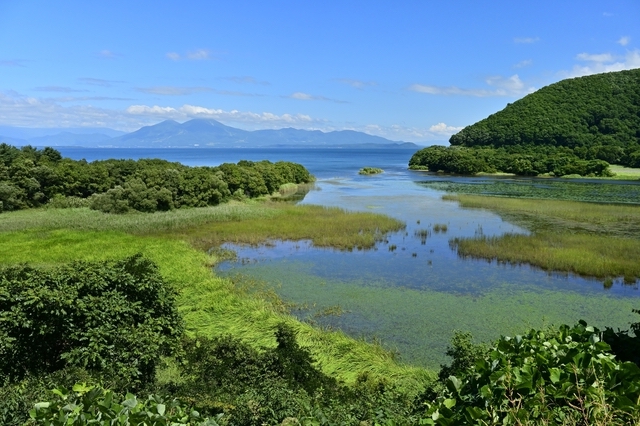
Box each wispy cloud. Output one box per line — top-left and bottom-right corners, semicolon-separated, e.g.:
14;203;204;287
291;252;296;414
166;49;214;61
287;92;348;103
52;96;135;102
78;77;124;87
136;86;263;97
576;52;614;62
98;50;121;59
0;59;27;67
428;122;464;135
513;59;533;69
410;74;535;97
335;78;377;89
617;36;631;46
136;86;213;96
186;49;211;60
222;76;270;85
0;91;144;130
35;86;89;93
514;37;540;44
563;49;640;78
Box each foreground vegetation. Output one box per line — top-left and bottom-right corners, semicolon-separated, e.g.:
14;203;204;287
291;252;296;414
410;69;640;177
5;250;640;425
446;194;640;282
0;202;434;424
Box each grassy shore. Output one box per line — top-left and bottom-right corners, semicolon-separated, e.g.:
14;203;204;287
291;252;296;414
0;202;430;392
446;194;640;281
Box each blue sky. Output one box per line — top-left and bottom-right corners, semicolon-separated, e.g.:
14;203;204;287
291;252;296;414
0;1;639;143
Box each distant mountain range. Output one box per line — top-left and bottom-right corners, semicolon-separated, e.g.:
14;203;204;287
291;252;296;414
0;119;421;149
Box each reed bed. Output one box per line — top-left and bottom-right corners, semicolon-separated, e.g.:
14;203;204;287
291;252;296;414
447;194;640;280
175;203;405;251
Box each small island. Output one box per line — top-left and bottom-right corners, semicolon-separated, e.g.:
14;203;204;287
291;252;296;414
359;167;384;175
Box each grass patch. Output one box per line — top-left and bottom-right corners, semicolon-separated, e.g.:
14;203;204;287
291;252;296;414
446;194;640;280
604;164;640;180
0;203;428;392
172;203;405;251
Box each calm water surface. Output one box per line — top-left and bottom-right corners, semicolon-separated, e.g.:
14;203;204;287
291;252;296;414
59;147;640;367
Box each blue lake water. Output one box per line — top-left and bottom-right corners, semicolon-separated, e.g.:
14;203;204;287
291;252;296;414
58;147;640;367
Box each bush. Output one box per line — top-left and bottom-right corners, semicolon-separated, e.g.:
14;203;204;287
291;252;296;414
0;254;183;387
419;321;640;425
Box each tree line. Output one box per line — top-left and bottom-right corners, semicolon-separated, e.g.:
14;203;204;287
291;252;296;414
0;144;313;213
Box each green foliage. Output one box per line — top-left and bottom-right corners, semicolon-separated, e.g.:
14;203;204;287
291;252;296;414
420;321;640;425
164;325;420;425
358;167;384;175
0;254;183;387
28;383;221;425
0;144;313;213
410;69;640;176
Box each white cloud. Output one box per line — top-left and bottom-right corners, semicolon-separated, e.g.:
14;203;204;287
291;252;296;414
288;92;348;103
410;74;535;98
563;49;640;78
576;52;614;62
126;103;316;127
617;36;630;46
166;49;214;61
514;59;532;68
290;92;313;100
514;37;540;44
0;91;143;130
429;122;464;135
186;49;212;60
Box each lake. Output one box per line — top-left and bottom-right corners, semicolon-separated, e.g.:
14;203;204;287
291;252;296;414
58;147;640;368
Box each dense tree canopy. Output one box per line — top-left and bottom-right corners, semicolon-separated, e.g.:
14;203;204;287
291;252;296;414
0;144;313;213
410;69;640;176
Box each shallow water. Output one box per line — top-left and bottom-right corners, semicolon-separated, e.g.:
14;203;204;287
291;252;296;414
58;147;640;368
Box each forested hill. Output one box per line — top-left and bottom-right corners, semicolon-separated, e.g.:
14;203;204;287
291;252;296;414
450;69;640;156
410;69;640;176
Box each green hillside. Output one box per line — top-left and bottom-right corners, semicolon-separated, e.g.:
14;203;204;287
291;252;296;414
410;69;640;176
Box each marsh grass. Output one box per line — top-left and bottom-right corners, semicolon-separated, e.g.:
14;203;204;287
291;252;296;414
446;194;640;280
174;203;405;251
432;223;448;233
0;202;279;235
0;203;427;392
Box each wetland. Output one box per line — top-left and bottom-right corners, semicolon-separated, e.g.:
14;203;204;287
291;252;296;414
59;147;639;369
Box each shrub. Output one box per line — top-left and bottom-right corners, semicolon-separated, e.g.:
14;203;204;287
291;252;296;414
0;254;183;387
